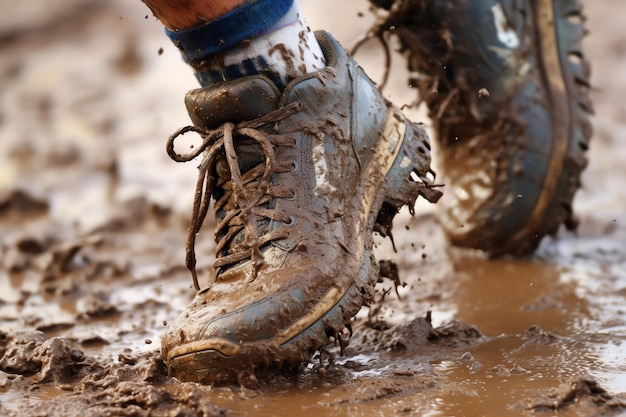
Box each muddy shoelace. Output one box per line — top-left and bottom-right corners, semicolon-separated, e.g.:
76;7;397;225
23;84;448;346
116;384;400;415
166;101;302;290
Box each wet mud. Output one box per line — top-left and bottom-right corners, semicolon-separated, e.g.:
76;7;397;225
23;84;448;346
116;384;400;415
1;0;625;416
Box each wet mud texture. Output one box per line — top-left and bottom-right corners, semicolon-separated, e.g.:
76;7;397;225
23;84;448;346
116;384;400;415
1;0;626;416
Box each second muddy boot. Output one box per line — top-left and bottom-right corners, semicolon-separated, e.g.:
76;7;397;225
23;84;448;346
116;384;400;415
161;31;440;385
368;0;593;255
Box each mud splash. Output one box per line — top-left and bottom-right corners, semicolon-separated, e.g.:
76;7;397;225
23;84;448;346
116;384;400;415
1;0;625;416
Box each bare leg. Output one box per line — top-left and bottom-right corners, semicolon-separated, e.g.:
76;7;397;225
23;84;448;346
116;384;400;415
141;0;246;29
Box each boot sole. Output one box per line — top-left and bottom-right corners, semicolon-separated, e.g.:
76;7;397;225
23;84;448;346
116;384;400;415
503;0;591;253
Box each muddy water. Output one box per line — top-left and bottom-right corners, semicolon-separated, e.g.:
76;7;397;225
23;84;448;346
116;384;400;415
1;0;625;416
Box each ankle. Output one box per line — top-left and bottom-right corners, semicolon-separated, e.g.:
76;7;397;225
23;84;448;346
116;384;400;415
165;0;325;88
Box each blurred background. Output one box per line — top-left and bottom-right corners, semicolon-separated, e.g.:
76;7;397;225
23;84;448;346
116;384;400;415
0;0;624;230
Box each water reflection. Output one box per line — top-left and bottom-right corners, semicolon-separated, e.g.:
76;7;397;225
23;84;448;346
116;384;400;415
426;249;626;416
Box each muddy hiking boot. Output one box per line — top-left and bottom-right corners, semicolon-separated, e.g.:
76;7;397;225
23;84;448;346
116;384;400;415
367;0;592;255
162;31;440;385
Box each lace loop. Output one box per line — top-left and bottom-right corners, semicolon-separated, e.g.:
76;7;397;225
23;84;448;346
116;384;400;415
167;102;302;290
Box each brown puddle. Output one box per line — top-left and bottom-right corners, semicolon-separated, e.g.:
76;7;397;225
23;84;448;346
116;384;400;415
184;235;626;417
1;0;626;416
3;209;623;416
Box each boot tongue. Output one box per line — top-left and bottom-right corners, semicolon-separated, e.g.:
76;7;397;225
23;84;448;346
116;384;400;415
186;76;279;177
214;139;265;178
186;77;281;261
184;76;281;130
214;136;271;259
234;140;266;173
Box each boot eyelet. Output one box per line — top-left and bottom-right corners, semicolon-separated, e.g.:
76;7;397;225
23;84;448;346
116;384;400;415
284;216;295;226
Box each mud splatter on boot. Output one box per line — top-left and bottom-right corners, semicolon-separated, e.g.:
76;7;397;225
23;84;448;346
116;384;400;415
161;31;440;385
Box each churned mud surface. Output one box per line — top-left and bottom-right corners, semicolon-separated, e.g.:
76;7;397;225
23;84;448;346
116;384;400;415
1;0;625;416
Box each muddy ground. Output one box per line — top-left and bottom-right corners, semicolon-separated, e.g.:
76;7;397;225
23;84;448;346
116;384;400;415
1;0;625;416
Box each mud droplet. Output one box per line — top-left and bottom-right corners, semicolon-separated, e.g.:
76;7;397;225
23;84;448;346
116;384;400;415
17;237;48;255
144;339;152;345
